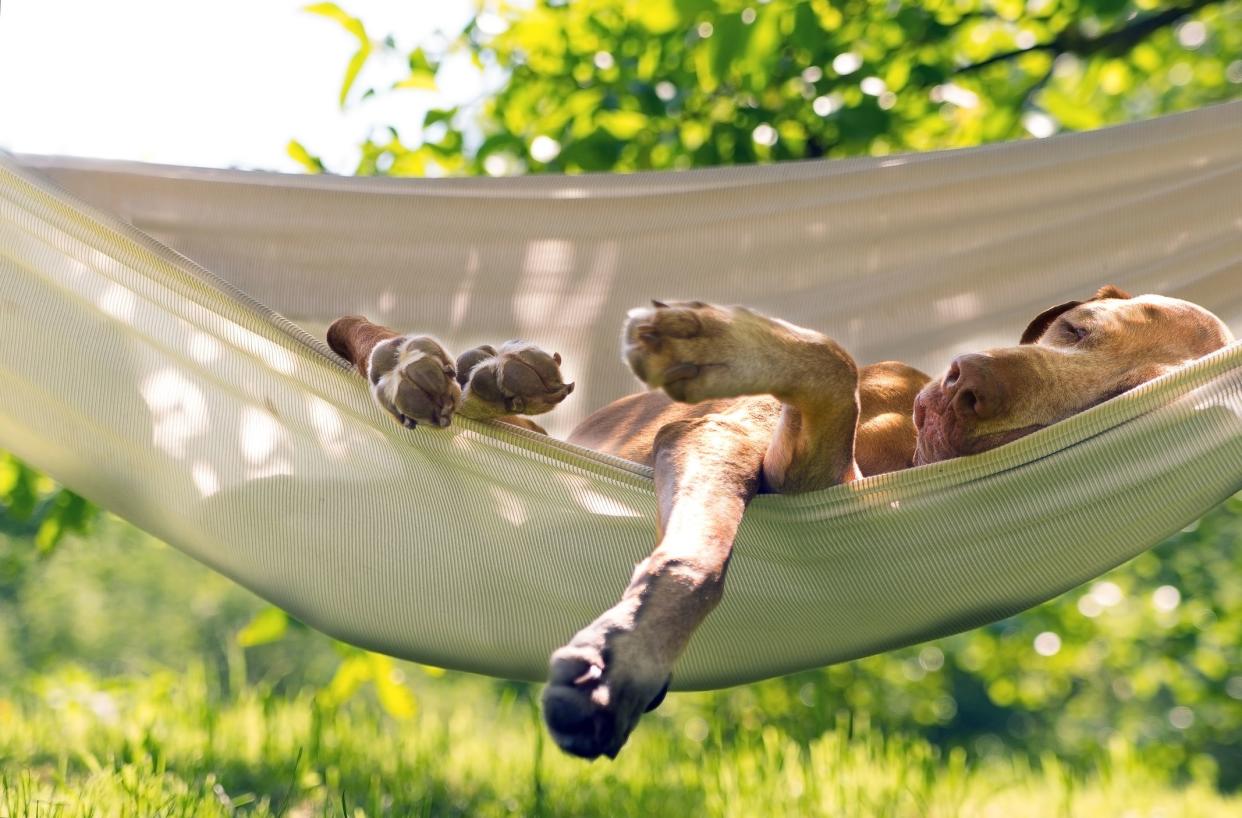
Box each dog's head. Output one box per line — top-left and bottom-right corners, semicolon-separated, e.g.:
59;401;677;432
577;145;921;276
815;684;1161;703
913;287;1233;465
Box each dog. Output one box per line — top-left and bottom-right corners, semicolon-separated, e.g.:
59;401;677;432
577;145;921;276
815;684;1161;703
327;286;1232;759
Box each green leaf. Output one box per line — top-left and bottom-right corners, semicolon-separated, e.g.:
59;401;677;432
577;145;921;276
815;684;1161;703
394;71;436;91
371;655;417;719
286;140;326;173
303;2;367;41
0;453;20;497
474;133;526;169
633;0;681;33
33;491;92;552
885;58;911;92
236;607;289;647
422;107;457;127
396;48;438;91
34;516;62;552
598;109;648;138
321;654;371;705
388;150;429;176
339;42;373;108
0;456;38;520
303;3;372;107
407;47;436;74
710;14;748;88
743;9;782;76
694;40;718;93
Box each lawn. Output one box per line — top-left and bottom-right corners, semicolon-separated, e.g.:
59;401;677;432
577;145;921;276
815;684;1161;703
3;667;1240;818
2;506;1240;817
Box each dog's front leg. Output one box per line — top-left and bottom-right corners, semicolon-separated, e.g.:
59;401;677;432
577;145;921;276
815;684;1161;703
542;406;769;759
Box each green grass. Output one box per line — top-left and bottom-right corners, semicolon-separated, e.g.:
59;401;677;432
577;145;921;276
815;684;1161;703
2;666;1239;818
4;508;1241;817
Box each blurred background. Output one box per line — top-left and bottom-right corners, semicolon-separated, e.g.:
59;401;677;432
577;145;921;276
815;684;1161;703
2;0;1241;814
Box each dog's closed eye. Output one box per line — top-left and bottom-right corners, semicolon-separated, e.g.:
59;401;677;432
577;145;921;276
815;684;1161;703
1059;320;1090;344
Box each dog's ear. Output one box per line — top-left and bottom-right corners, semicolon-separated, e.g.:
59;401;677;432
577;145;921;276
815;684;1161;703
1020;285;1135;344
1020;299;1082;344
1094;285;1132;300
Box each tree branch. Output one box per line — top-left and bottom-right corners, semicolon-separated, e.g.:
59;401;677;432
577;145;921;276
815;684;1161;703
954;0;1223;75
956;44;1056;74
1075;0;1218;56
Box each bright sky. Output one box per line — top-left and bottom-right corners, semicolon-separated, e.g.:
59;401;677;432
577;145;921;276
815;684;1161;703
0;0;486;173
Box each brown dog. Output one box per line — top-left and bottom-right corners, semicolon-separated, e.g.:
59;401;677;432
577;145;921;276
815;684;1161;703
327;286;1232;760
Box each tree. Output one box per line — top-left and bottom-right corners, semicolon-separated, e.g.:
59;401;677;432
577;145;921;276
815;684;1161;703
296;0;1242;176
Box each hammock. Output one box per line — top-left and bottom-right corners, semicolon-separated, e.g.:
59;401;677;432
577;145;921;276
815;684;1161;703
1;101;1240;690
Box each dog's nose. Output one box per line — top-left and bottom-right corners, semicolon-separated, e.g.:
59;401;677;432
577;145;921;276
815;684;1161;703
944;353;1003;420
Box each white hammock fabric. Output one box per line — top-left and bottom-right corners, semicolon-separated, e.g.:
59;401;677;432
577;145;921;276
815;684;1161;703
2;101;1240;689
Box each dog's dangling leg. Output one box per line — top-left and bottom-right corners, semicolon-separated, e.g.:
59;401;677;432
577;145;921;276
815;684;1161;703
541;406;769;760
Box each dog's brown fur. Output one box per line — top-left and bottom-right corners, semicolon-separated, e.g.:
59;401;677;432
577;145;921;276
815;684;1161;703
327;287;1232;760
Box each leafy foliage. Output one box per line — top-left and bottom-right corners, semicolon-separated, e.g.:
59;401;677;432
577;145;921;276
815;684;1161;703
684;495;1242;787
311;0;1241;176
303;2;373;108
0;454;93;559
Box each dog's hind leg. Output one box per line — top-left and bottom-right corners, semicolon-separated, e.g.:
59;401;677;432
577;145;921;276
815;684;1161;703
327;317;572;431
453;341;574;423
542;401;772;759
622;300;862;491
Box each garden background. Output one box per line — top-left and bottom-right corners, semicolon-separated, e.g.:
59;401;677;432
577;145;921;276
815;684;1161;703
1;0;1241;814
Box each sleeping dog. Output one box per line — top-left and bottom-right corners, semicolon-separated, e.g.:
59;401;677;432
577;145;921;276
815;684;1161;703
327;286;1232;759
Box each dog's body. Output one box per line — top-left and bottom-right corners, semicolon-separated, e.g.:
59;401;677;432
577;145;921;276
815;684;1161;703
327;287;1232;760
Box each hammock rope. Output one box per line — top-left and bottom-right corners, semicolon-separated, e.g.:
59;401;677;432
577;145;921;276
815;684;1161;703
1;102;1240;689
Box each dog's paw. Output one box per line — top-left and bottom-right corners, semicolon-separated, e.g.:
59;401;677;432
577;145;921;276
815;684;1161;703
623;300;754;403
368;335;461;428
541;610;671;760
456;341;574;419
